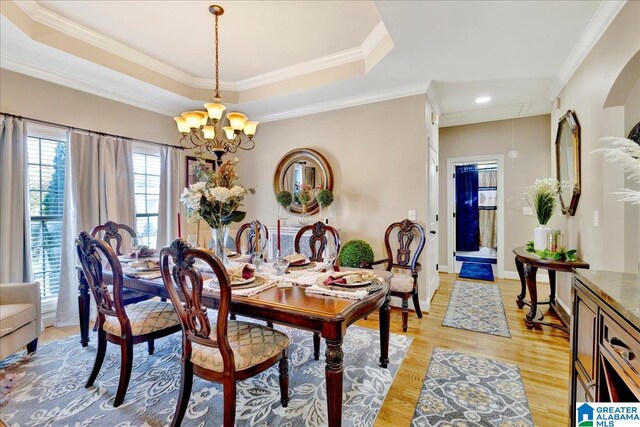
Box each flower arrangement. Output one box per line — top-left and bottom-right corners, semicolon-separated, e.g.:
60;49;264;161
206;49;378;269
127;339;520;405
297;184;312;206
526;240;577;262
276;190;293;207
316;188;334;207
594;137;640;204
180;158;254;228
525;178;559;225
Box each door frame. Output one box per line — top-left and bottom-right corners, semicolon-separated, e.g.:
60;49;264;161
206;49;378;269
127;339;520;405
447;154;505;278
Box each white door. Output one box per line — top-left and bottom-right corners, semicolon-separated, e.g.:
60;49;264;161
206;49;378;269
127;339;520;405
427;142;439;300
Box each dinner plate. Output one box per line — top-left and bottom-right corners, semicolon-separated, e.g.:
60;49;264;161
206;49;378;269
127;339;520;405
329;280;372;289
118;255;156;263
231;276;256;286
133;266;160;272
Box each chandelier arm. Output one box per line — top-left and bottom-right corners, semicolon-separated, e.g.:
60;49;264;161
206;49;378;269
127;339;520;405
236;138;256;151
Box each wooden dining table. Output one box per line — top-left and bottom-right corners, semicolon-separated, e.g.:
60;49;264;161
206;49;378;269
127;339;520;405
77;267;392;427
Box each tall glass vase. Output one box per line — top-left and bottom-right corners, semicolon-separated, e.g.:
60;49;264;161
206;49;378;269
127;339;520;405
211;224;230;265
298;204;311;226
278;204;290;225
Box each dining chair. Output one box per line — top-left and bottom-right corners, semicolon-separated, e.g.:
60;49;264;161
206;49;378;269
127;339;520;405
294;221;341;263
75;231;181;407
88;221;159;334
294;221;340;360
160;239;290;427
234;220;269;255
369;219;425;332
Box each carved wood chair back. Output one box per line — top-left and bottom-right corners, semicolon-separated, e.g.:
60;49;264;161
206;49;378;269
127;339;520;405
90;221;137;256
234;220;269;255
159;239;235;373
76;231;128;332
383;219;426;275
294;221;340;262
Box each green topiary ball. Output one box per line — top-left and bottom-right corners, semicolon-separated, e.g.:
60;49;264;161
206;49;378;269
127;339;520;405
276;190;293;207
339;239;374;268
316;189;334;207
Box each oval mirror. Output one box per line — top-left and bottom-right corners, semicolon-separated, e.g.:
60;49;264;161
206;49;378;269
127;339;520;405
555;110;581;215
273;148;333;215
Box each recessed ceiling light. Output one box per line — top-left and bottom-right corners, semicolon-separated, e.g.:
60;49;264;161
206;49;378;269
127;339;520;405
475;96;491;104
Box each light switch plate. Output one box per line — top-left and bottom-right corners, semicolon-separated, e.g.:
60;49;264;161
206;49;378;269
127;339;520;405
593;210;599;227
408;210;416;221
523;207;533;216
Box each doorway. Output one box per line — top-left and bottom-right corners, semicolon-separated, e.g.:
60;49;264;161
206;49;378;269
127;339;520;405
447;154;505;280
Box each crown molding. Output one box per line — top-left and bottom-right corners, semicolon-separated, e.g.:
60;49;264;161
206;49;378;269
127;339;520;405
10;1;389;94
547;0;627;99
254;82;428;123
1;54;177;117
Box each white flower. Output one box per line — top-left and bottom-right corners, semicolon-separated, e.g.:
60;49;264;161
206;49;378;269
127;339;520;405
210;187;231;202
190;181;206;193
229;185;246;199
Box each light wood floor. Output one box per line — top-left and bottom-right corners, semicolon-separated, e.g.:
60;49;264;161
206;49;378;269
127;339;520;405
37;273;570;427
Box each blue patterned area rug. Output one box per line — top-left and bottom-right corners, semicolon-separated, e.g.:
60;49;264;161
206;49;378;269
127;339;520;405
411;348;534;426
459;262;495;281
0;324;411;427
442;280;511;338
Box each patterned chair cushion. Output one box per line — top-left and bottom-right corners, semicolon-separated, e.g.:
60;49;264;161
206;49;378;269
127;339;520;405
103;300;179;337
191;321;289;372
390;275;415;293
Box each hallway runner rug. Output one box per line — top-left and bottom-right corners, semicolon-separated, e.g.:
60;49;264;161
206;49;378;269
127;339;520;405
0;324;411;427
459;261;495;281
442;280;511;338
411;347;533;426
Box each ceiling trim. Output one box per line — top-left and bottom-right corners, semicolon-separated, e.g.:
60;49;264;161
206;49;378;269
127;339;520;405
1;53;177;117
254;82;428;123
547;0;627;99
10;0;390;94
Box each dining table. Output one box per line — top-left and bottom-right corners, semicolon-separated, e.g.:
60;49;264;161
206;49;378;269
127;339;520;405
77;263;392;427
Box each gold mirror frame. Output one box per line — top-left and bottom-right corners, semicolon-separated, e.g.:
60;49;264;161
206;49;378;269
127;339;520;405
555;110;581;216
273;148;334;215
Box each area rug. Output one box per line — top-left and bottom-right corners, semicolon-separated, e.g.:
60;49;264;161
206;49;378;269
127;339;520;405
455;255;497;265
459;261;494;281
411;347;533;426
0;324;411;427
442;280;511;338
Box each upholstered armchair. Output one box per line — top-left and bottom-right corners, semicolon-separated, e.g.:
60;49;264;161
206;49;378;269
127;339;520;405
0;282;42;360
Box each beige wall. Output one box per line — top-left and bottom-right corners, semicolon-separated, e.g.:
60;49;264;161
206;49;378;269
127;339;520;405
438;115;552;273
550;1;640;311
237;94;439;306
0;69;179;145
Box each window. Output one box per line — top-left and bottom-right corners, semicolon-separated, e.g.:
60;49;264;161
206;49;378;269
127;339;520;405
28;135;66;300
133;152;161;248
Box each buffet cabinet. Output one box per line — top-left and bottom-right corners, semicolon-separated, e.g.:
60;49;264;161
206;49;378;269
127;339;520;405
570;271;640;426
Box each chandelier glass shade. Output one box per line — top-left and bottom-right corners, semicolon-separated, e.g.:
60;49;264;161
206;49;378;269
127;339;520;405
174;5;257;164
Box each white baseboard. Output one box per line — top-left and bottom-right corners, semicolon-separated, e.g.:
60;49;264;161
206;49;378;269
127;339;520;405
555;297;572;317
389;295;431;313
439;265;448;272
503;270;550;283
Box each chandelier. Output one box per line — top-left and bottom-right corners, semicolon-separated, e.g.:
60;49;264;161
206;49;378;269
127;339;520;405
174;4;257;165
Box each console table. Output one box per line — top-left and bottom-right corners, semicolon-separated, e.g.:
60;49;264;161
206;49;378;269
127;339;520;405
513;246;589;332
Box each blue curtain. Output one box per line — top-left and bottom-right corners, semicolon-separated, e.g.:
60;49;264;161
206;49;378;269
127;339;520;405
455;164;479;252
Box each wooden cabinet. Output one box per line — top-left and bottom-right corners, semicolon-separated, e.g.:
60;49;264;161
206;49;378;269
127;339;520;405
570;272;640;426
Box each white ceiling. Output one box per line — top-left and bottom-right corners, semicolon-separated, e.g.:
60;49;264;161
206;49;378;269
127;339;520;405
0;0;625;127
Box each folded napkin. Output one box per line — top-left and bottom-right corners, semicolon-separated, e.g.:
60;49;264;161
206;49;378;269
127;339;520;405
203;276;276;297
129;259;160;270
124;268;162;280
285;253;306;265
286;270;323;287
319;271;379;286
128;246;156;259
305;284;369;300
226;264;255;282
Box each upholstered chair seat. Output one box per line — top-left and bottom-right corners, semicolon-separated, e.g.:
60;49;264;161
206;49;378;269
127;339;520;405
191;320;290;372
389;275;415;293
102;300;179;337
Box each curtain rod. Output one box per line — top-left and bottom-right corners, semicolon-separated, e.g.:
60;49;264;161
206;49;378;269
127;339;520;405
1;112;184;150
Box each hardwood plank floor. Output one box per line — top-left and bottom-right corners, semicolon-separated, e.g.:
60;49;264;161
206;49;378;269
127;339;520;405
35;273;570;427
